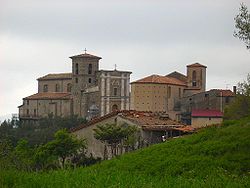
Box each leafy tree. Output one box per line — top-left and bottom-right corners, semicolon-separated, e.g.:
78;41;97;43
45;129;86;168
224;74;250;120
234;3;250;50
0;140;15;170
94;123;138;159
0;115;87;147
13;139;34;171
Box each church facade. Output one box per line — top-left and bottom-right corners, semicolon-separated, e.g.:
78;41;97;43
18;51;131;121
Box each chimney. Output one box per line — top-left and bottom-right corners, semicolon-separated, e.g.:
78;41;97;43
233;86;237;94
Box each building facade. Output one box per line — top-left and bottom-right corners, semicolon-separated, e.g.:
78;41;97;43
130;63;207;121
18;51;131;121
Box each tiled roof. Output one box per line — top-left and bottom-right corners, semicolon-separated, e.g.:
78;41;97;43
71;110;193;133
187;63;207;68
210;89;235;97
131;75;187;86
69;52;102;59
166;71;187;83
24;92;71;100
37;73;72;81
192;109;223;117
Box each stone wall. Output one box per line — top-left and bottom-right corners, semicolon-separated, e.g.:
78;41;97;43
19;98;72;119
130;83;185;120
192;117;222;127
38;79;72;93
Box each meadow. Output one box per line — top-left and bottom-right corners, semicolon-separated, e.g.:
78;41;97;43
1;118;250;187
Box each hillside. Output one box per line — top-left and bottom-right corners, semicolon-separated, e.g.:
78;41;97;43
1;118;250;187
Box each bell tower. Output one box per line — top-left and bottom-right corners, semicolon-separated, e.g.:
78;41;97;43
187;62;207;93
70;50;102;117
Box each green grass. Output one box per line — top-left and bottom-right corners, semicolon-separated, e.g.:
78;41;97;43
1;118;250;187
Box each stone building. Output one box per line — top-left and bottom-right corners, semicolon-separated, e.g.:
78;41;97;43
71;110;194;159
180;89;235;124
191;109;223;128
130;63;207;121
18;51;131;121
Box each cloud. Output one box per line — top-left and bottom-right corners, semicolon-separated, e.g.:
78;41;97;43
0;0;250;116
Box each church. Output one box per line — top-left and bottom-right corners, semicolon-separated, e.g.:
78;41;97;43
18;51;131;121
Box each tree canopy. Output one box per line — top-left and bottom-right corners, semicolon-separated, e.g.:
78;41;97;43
224;74;250;120
234;3;250;50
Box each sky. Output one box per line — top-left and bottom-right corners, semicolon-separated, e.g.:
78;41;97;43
0;0;250;118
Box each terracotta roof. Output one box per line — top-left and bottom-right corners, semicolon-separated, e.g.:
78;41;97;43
71;111;120;132
166;71;187;83
69;52;102;59
37;73;72;81
187;63;207;68
210;89;235;97
192;109;223;117
24;92;71;100
131;74;187;86
71;110;193;133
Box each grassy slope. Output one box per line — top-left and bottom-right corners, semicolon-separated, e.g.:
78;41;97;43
1;118;250;188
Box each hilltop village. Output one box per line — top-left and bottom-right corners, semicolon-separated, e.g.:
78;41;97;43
18;51;235;159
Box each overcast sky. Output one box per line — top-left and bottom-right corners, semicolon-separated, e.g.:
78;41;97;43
0;0;250;117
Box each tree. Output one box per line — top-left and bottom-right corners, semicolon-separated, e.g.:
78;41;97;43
13;139;34;171
234;3;250;50
45;129;86;168
224;74;250;120
94;123;138;159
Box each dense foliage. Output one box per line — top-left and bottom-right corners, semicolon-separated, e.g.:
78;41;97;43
0;115;87;147
234;3;250;50
94;123;138;158
1;117;249;187
0;129;98;171
224;74;250;120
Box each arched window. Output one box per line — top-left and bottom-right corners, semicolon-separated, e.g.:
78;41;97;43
168;86;171;98
192;71;197;87
88;64;92;74
113;87;118;96
192;70;196;80
75;63;79;74
88;78;92;83
43;84;48;92
55;84;59;92
67;83;72;92
112;104;118;111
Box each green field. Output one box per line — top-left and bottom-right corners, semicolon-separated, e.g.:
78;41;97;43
1;118;250;188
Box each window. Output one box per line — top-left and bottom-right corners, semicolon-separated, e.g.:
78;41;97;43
67;83;72;92
179;88;181;98
192;71;197;87
34;109;37;116
27;100;29;105
75;63;79;74
75;78;78;83
205;93;209;97
43;85;48;92
114;87;118;96
55;84;59;92
168;86;171;98
112;104;118;111
88;64;92;74
27;109;29;115
225;96;230;104
88;78;92;83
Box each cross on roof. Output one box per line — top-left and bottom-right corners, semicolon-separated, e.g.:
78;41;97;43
84;48;87;54
114;64;117;70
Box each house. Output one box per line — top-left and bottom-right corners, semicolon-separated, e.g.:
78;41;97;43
191;109;223;127
71;110;194;159
181;89;235;124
